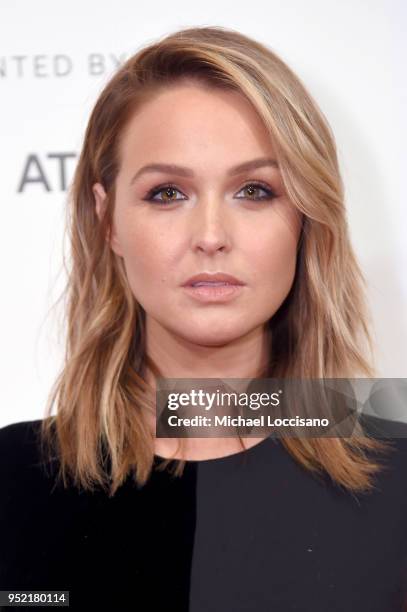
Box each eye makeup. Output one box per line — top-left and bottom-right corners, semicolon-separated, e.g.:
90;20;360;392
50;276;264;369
142;180;277;206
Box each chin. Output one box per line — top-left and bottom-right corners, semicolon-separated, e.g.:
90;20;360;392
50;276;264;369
175;324;249;348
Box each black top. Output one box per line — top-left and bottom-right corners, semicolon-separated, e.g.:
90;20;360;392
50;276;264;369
1;417;407;611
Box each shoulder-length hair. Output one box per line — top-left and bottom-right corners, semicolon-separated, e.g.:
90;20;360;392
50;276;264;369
40;25;393;497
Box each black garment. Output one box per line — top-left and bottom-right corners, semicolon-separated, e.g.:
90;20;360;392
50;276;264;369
1;417;407;611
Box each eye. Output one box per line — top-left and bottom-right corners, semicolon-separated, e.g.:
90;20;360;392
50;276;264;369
235;182;276;201
142;180;276;206
143;183;187;204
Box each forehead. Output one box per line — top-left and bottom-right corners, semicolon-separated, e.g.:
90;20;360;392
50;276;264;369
118;83;275;169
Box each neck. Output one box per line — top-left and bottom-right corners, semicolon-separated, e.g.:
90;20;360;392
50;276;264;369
145;317;271;382
142;318;272;460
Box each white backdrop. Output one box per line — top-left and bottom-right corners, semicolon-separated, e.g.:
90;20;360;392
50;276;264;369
1;0;406;428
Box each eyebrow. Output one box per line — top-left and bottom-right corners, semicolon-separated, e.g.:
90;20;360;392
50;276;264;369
129;157;279;185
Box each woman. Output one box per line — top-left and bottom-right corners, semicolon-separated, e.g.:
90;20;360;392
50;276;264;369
1;25;406;611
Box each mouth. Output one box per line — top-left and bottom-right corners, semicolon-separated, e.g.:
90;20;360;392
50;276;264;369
183;272;245;287
190;281;237;287
182;282;245;302
181;272;245;302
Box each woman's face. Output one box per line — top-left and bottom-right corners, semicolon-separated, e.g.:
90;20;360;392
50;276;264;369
93;82;302;347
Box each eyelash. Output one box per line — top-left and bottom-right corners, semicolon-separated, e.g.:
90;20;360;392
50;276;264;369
143;181;276;205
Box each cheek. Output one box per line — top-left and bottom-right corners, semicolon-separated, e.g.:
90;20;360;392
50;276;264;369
248;213;299;293
116;218;178;292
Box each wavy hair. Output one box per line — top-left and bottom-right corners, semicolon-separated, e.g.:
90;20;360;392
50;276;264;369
40;25;393;497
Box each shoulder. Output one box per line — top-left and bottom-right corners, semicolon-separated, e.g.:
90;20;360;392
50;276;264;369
0;418;44;441
0;418;45;464
0;418;59;492
358;412;407;461
359;412;407;441
353;414;407;508
359;413;407;468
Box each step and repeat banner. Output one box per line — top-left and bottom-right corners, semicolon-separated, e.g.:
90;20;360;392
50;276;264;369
1;1;405;426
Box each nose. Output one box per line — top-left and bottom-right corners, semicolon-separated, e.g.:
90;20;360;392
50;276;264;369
190;195;232;255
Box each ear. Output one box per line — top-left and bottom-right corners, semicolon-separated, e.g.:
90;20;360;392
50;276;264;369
92;182;123;257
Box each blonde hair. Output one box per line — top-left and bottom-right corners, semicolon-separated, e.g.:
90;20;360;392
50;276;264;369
40;25;393;497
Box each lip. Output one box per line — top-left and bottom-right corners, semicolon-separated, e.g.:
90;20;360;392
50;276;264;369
183;283;245;302
181;272;246;303
182;272;245;287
